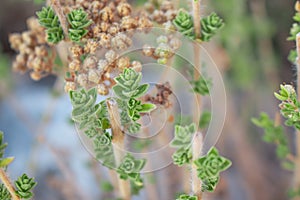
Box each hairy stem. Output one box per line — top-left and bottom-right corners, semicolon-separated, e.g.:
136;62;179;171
294;33;300;200
50;0;69;39
0;169;20;200
191;132;203;199
191;0;203;199
106;99;131;200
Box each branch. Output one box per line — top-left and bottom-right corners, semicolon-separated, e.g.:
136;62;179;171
191;132;203;200
294;33;300;195
106;99;131;200
0;169;20;200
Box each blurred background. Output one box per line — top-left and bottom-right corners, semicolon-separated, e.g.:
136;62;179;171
0;0;296;199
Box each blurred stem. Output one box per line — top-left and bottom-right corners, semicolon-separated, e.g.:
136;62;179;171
49;0;69;39
0;168;20;200
191;1;203;199
294;33;300;200
106;99;131;200
191;132;203;199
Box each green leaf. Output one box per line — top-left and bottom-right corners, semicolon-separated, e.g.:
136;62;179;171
199;111;211;129
133;84;149;98
67;9;92;42
0;184;10;200
15;174;37;199
0;157;14;168
176;194;198;200
37;7;64;43
194;147;231;192
200;12;224;42
139;103;156;113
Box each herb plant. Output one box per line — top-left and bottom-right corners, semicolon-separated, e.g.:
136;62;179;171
8;0;231;199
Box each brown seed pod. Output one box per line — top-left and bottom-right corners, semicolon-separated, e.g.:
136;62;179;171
69;59;81;72
30;71;42;81
77;73;89;87
9;33;23;50
70;45;84;58
100;7;114;22
97;83;109;95
64;81;76;92
116;56;130;71
83;56;98;69
117;3;132;17
88;69;101;83
105;50;118;64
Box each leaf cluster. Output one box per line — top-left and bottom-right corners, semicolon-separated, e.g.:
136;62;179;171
37;7;64;43
252;112;294;171
113;68;156;134
288;10;300;63
173;10;224;42
194;147;231;192
176;194;198;200
170;123;195;166
0;131;14;168
67;9;92;42
15;174;37;199
116;154;146;195
190;76;212;96
37;7;92;43
70;88;114;167
274;84;300;130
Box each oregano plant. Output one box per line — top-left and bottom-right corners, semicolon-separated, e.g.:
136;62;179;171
8;0;231;199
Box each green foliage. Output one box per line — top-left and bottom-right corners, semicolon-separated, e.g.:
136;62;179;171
15;174;37;199
0;131;14;168
173;10;224;42
288;188;300;198
288;49;297;64
288;10;300;63
33;0;45;4
37;7;64;43
190;76;211;96
117;154;146;194
67;9;92;42
274;84;300;130
100;181;114;192
113;68;149;100
70;88;114;167
93;132;115;168
0;184;10;200
194;147;231;192
113;69;155;134
70;88;109;130
252;112;290;159
199;111;211;129
200;13;224;42
170;123;196;166
176;194;198;200
173;9;195;39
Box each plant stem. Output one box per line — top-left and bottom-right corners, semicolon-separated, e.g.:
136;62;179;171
294;33;300;200
0;168;20;200
191;132;203;199
50;0;69;39
191;0;203;199
106;98;131;200
193;0;201;39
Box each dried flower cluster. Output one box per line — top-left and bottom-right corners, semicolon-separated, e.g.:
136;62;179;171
144;82;173;108
146;0;177;26
9;17;55;81
142;35;181;64
9;0;154;95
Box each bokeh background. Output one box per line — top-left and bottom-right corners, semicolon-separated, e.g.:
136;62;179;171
0;0;296;199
